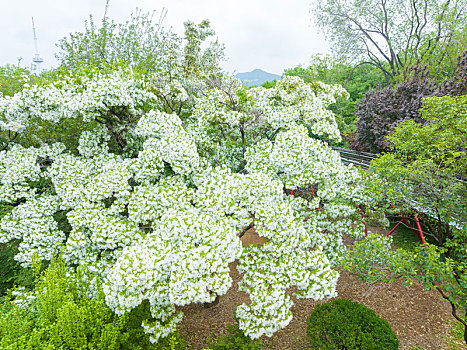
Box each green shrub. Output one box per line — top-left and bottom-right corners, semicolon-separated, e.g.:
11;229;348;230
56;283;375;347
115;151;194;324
0;256;187;350
207;324;262;349
307;299;399;350
0;297;35;349
0;204;36;293
0;241;36;293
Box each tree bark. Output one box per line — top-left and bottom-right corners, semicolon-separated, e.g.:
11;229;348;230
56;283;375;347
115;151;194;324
203;295;220;308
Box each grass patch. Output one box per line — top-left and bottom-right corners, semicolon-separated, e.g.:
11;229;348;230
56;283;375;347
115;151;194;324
445;321;466;350
387;218;438;251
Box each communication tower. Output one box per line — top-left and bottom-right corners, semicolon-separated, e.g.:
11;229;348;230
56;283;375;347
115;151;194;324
31;17;44;74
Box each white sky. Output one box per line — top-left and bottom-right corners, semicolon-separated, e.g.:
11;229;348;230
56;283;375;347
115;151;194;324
0;0;329;75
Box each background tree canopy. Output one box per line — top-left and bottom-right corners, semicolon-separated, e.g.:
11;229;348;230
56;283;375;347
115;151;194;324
312;0;467;82
354;50;467;152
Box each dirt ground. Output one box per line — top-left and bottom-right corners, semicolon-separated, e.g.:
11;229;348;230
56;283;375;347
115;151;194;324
177;229;466;350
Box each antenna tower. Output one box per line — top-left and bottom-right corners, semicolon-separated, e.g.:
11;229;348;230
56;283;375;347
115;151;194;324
31;17;44;74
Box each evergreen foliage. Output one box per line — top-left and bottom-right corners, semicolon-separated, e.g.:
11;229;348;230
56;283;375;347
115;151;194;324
306;299;399;349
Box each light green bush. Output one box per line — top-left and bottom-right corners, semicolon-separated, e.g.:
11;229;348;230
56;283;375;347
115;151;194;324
0;256;187;349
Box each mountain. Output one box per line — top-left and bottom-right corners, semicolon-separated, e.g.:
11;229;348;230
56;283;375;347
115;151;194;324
235;69;281;87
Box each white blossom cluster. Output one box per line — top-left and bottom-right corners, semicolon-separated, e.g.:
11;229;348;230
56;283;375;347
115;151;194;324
244;123;366;265
64;201;143;271
0;83;74;132
263;77;348;139
128;177;194;224
237;244;338;338
76;72;157;123
0;143;65;202
104;209;242;341
134;110;200;176
190;76;347;170
78;124;111;157
0;71;156;138
194;167;284;229
0;194;64;266
0;72;370;341
245;124;346;188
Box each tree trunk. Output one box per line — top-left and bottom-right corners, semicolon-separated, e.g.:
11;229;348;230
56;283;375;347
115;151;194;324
203;295;220;308
464;311;467;345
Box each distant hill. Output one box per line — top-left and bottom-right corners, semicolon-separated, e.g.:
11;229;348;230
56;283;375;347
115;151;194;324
235;69;281;87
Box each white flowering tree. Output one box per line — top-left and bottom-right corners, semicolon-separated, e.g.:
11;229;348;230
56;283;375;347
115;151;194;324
0;70;367;341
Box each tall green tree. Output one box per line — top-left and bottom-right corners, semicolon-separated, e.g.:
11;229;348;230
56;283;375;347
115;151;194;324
312;0;467;82
55;9;176;75
55;8;224;81
347;94;467;344
368;94;466;242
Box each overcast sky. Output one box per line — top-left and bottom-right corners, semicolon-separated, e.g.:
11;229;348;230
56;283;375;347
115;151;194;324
0;0;329;75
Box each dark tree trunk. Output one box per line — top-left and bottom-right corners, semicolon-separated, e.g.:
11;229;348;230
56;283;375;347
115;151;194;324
203;295;220;308
464;311;467;345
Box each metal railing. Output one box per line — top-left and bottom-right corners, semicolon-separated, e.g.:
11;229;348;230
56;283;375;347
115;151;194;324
331;147;465;230
331;146;377;170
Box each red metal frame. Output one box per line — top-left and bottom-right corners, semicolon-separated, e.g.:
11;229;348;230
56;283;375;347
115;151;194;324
414;213;427;246
310;185;315;197
357;204;427;245
357;205;368;237
284;186;428;244
386;213;426;246
286;185;316;197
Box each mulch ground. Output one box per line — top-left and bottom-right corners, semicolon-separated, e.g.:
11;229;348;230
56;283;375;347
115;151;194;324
177;228;466;350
